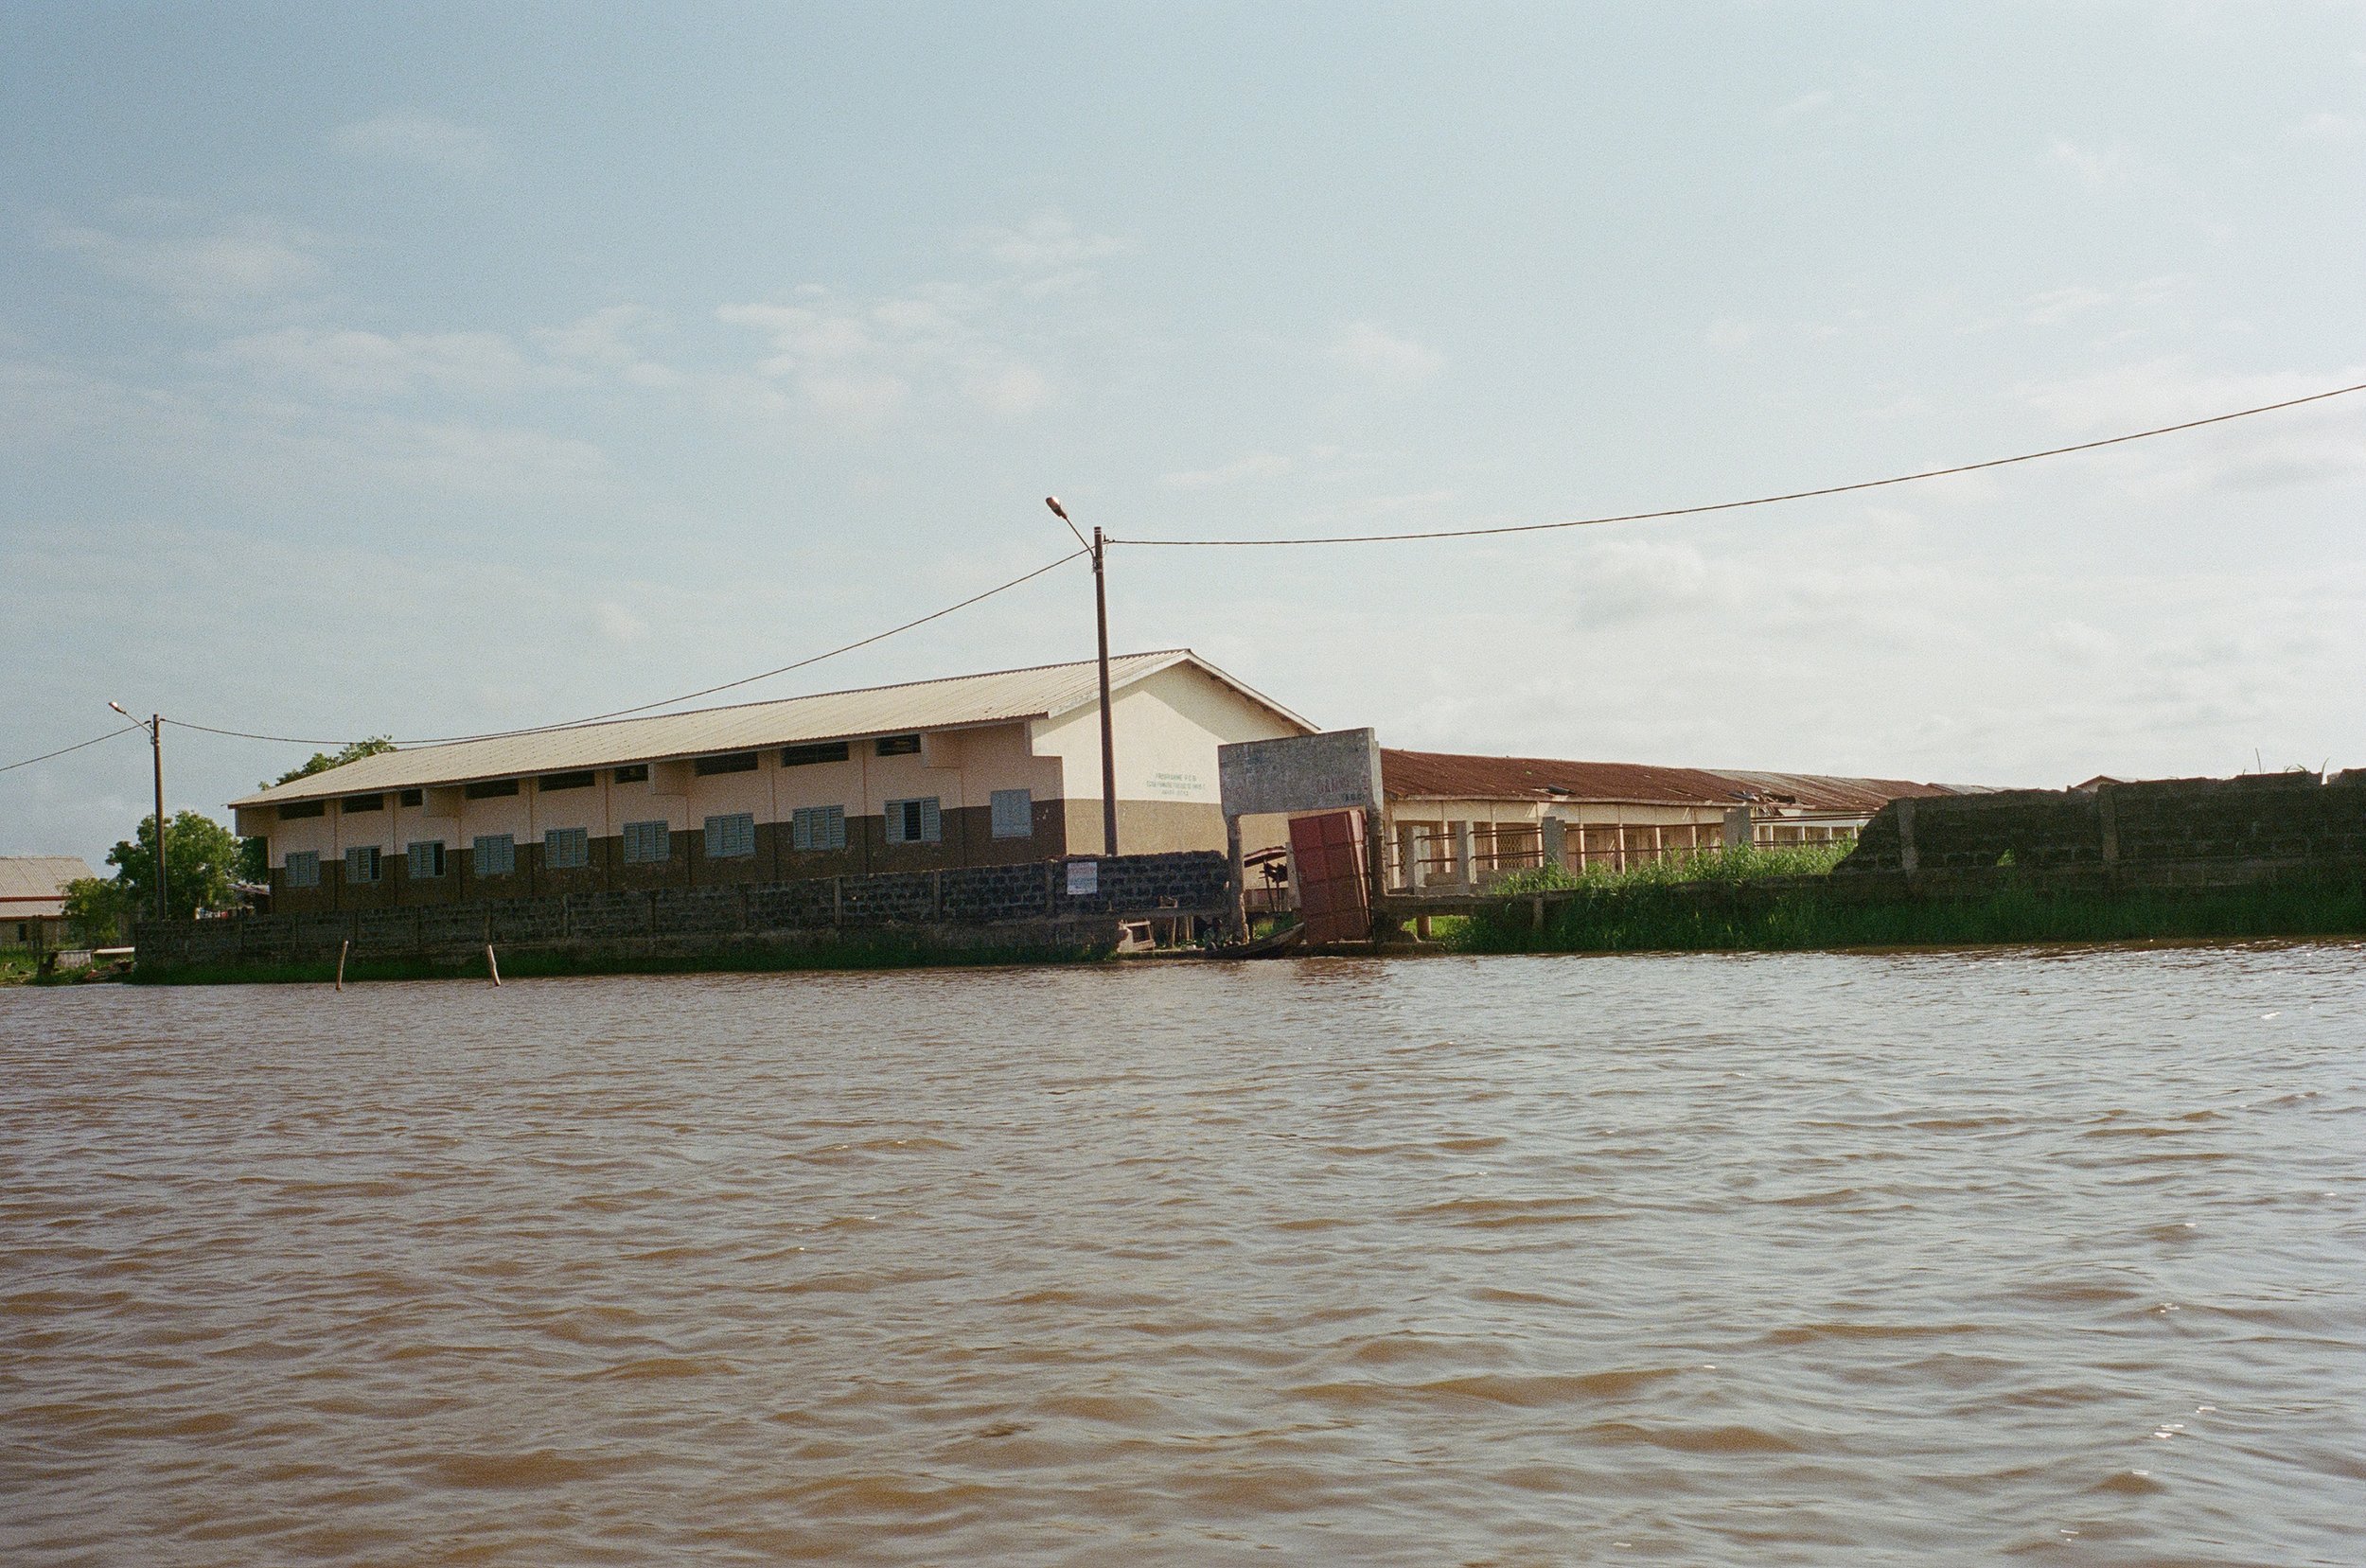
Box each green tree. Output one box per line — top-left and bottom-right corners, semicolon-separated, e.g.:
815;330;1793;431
104;810;244;922
60;876;132;944
271;735;395;787
238;735;396;881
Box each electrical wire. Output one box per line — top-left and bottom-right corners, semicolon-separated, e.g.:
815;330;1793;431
0;723;149;776
159;548;1091;751
1108;380;2366;547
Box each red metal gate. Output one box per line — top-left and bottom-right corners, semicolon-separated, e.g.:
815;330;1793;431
1288;809;1370;943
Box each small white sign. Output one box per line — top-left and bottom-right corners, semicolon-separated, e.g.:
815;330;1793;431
1066;859;1099;896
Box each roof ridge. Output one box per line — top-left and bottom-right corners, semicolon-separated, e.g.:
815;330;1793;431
389;648;1197;755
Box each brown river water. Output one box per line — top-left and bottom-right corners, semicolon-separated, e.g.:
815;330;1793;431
4;945;2362;1566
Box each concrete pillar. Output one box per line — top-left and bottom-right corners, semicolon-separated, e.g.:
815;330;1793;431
1723;807;1751;851
1452;820;1476;889
1541;817;1567;872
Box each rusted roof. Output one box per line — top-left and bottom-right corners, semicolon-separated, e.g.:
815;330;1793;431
232;651;1312;808
1380;749;1955;812
0;855;97;918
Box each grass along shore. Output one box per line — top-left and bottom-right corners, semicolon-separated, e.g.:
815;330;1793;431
1442;845;2366;953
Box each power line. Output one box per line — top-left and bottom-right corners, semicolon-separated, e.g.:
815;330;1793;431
1109;379;2366;547
0;723;148;776
160;548;1090;751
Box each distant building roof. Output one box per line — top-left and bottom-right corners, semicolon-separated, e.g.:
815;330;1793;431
233;650;1311;807
1380;749;1957;813
0;855;97;920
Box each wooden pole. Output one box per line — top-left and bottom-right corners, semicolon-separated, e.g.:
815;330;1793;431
335;939;348;991
486;943;502;986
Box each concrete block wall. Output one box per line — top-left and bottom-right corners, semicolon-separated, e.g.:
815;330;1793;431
1838;771;2366;885
137;852;1230;972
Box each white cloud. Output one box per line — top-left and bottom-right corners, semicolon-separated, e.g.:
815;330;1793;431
1704;319;1757;350
332;114;500;176
1160;452;1294;490
1329;322;1443;392
536;305;684;388
965;361;1051;417
593;603;649;645
2015;358;2366;495
2043;137;2135;188
717;278;1052;427
214;326;545;397
47;215;326;314
0;353;609;503
2287;111;2366;143
2023;285;2114;326
962;213;1128;272
1771;90;1835;123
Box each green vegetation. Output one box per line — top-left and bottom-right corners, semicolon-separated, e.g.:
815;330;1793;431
133;930;1115;985
1488;841;1854;895
63;809;249;937
1448;871;2366;955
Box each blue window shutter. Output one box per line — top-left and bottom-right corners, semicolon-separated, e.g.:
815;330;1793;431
919;798;941;844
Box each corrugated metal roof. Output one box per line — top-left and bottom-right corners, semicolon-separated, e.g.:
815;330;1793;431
0;855;97;917
233;651;1309;807
1380;749;1956;812
1704;769;1958;814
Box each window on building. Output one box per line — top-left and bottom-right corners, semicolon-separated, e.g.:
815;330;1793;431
875;734;922;757
473;834;516;876
883;797;942;845
614;764;649;784
990;788;1033;839
464;779;520;800
398;788;423;807
790;804;847;852
279;800;326;819
345;845;381;884
781;740;851;767
408;840;445;879
342;794;383;813
704;813;756;859
695;752;759;776
622;820;670;864
285;851;320;888
544;827;589;870
539;771;594;792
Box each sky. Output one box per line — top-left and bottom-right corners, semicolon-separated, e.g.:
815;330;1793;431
5;2;2364;865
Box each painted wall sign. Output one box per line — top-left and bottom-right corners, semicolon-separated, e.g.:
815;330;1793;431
1066;860;1099;895
1217;729;1383;819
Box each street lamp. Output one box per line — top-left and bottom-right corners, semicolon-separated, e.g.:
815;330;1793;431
110;701;168;922
1047;497;1119;858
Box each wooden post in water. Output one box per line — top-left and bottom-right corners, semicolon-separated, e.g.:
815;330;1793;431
486;943;502;986
335;939;348;991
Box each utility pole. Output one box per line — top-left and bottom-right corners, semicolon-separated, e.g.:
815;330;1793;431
1047;498;1120;857
109;702;168;920
150;714;167;921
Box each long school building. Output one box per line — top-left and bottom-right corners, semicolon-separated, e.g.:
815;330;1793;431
232;651;1312;915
